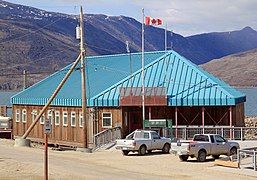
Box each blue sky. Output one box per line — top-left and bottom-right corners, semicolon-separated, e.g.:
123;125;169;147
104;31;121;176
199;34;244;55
5;0;257;36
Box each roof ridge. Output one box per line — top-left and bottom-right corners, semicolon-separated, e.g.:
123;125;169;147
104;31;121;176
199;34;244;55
91;51;171;100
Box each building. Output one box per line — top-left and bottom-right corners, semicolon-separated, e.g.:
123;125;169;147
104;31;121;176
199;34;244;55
11;50;246;147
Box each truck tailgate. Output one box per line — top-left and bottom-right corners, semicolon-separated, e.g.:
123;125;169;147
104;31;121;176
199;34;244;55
171;142;190;155
116;139;135;150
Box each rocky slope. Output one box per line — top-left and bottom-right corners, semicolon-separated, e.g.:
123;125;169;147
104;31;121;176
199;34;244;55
201;49;257;87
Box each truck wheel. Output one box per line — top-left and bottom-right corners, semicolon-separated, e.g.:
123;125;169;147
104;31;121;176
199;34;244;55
122;150;129;156
197;150;206;162
138;145;147;156
162;143;170;154
179;155;189;161
230;147;237;155
212;155;220;159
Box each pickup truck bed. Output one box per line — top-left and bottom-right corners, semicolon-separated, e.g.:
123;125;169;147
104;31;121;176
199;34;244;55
171;134;240;162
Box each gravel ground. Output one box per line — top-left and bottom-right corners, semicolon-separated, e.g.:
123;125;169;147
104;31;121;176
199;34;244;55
0;139;257;180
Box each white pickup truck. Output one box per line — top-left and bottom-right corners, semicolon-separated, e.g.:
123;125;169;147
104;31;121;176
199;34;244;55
116;130;171;156
171;134;240;162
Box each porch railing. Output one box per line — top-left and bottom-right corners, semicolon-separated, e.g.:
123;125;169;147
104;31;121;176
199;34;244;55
94;126;122;148
173;126;257;141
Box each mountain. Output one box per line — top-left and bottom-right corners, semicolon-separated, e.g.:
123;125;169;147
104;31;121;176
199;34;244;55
1;0;257;90
187;27;257;63
201;48;257;87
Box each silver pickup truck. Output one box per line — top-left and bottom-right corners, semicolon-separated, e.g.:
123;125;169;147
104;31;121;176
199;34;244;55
171;134;240;162
116;130;171;156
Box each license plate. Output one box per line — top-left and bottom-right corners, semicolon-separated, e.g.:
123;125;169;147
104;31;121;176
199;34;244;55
122;147;128;150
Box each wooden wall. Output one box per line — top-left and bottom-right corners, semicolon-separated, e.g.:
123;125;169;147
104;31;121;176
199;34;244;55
13;103;245;146
13;105;84;147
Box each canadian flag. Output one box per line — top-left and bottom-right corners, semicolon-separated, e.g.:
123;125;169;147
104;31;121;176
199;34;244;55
145;16;163;26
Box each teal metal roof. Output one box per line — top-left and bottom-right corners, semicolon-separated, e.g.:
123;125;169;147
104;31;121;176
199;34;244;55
11;50;246;107
11;51;166;106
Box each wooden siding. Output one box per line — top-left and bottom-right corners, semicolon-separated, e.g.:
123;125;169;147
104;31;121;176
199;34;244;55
13;103;245;146
97;107;122;133
13;105;84;147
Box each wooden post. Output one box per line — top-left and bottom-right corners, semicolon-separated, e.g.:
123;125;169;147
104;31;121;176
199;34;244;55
230;106;232;139
175;107;178;138
79;6;88;148
44;133;48;180
202;107;205;134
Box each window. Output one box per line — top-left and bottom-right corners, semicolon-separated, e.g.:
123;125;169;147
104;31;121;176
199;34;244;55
102;112;112;128
40;113;45;124
215;135;226;143
31;110;37;122
79;112;83;128
63;111;68;126
47;110;53;124
71;111;76;127
144;132;150;139
22;109;27;123
55;111;60;125
193;135;209;142
16;109;20;122
151;132;160;139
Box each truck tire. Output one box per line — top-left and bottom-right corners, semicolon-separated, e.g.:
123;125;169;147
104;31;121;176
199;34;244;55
138;145;147;156
230;147;237;155
179;155;189;161
197;150;207;162
162;143;170;154
212;155;220;159
122;150;129;156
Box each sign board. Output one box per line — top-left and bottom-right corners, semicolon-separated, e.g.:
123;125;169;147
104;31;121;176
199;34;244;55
44;119;52;134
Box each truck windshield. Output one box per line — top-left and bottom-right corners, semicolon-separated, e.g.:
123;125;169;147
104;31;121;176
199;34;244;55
126;132;134;140
193;135;209;142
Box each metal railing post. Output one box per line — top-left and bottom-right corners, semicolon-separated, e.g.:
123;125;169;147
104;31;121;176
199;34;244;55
237;149;240;169
254;151;256;171
221;127;224;137
241;127;243;141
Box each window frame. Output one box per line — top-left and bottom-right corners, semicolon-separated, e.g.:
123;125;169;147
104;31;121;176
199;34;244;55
47;110;53;125
55;111;60;126
16;109;20;122
31;110;37;122
22;109;27;123
40;113;45;125
79;112;83;128
102;112;112;128
70;111;76;127
63;111;68;127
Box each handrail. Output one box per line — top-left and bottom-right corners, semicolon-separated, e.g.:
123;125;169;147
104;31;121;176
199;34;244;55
94;126;121;149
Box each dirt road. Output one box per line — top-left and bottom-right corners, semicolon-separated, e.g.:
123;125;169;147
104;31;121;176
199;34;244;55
0;139;256;180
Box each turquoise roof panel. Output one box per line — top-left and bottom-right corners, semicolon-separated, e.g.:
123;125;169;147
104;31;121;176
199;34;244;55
91;51;246;106
11;50;246;107
11;51;166;106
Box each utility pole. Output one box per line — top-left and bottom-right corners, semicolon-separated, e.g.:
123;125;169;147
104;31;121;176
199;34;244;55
23;70;27;90
79;6;88;149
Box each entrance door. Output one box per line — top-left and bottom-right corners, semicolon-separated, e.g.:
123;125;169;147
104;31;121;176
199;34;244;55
130;111;142;131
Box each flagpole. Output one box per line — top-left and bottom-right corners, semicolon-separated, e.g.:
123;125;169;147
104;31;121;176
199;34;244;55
165;23;167;52
141;8;145;124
